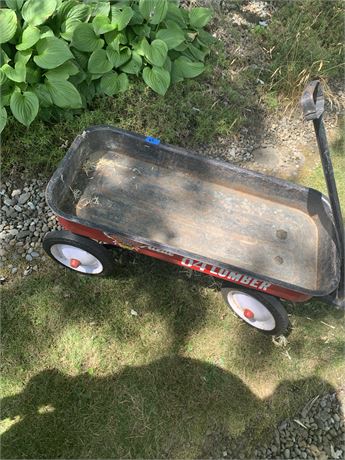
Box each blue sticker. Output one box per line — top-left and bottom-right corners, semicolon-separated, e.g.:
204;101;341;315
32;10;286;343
145;136;160;145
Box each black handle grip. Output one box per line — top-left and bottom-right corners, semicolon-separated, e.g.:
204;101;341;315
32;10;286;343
301;80;325;120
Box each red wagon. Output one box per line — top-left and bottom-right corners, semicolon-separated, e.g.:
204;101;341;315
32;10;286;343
43;81;344;335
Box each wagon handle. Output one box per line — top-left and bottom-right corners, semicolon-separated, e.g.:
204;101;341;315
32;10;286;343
301;80;344;306
301;80;324;120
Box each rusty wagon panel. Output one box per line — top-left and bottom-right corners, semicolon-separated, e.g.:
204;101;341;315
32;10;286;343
46;126;340;296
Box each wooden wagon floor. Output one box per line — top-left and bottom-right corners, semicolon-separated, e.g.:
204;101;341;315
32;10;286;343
74;150;319;290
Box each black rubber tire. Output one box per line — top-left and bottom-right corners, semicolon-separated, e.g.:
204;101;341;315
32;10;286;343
221;285;290;336
43;230;115;276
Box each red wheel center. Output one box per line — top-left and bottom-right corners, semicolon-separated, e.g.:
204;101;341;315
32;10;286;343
70;258;81;268
244;308;254;319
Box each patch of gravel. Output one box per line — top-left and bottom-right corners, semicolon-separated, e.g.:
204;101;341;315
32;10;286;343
0;177;61;277
201;389;344;459
254;389;345;460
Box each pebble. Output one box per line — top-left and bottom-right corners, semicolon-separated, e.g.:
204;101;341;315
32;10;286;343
17;192;31;205
254;391;344;459
0;178;61;277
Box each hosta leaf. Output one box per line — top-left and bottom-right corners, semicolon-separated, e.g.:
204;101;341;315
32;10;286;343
0;82;13;106
45;79;82;108
166;2;186;28
15;49;32;65
90;0;110;17
60;18;82;41
100;71;128;96
197;29;216;46
185;43;207;61
0;8;17;44
105;30;127;48
0;68;7;85
140;38;167;67
90;73;103;81
171;56;204;83
45;61;79;80
189;7;212;29
69;67;86;85
26;65;41;84
10;89;39;126
139;0;168;25
72;48;89;69
92;15;116;35
5;0;17;9
2;62;26;82
156;24;185;50
143;66;170;95
16;25;40;51
120;51;142;75
72;23;104;52
111;6;133;31
106;47;131;68
0;106;7;133
132;23;150;37
2;50;30;82
66;4;91;22
129;6;143;26
34;37;73;69
0;49;10;66
88;49;112;74
33;82;53;106
57;0;79;21
22;0;57;26
163;56;171;72
39;26;55;39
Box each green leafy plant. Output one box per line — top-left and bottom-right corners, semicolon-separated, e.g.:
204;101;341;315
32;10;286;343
0;0;214;132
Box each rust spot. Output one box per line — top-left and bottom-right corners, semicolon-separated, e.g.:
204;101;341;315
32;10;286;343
276;229;288;240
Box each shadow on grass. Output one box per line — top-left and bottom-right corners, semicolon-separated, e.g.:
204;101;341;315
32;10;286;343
0;359;337;459
1;255;343;458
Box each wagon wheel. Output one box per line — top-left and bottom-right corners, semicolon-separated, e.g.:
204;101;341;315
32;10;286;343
43;231;115;276
221;285;290;335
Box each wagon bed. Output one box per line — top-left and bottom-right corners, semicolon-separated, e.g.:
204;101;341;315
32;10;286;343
47;126;340;296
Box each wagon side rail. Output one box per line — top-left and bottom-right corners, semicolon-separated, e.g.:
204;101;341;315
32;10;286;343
301;80;344;307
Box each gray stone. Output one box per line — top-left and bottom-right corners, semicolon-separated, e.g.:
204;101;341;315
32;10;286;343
18;192;31;205
11;267;18;274
3;198;15;206
14;205;22;212
31;251;40;258
11;189;21;197
17;230;30;239
284;448;290;458
26;254;33;262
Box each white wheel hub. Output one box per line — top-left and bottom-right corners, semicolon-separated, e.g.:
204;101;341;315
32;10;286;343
227;290;276;331
50;244;103;274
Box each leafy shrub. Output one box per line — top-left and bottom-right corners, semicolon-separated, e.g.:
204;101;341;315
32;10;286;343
0;0;214;132
259;0;344;100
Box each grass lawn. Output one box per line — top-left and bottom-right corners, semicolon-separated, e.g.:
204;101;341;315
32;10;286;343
1;251;344;458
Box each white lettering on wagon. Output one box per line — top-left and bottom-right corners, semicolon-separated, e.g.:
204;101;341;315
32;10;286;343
181;258;271;291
